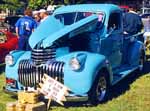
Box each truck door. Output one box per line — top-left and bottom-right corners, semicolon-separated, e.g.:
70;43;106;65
101;12;123;69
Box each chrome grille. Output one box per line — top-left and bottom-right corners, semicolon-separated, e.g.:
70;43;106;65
31;48;56;65
18;60;64;87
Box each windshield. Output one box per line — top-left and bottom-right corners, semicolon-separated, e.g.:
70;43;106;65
54;12;104;25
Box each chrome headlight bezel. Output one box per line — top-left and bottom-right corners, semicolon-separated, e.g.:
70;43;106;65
69;57;81;71
5;54;14;66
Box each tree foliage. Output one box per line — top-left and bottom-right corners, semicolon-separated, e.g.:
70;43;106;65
28;0;54;9
0;0;98;11
0;0;24;10
28;0;86;9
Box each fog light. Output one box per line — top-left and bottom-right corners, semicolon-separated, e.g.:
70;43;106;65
5;54;14;66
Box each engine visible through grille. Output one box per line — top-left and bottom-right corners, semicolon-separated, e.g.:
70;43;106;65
18;59;64;88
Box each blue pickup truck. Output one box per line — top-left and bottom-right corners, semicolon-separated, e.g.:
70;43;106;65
4;4;145;105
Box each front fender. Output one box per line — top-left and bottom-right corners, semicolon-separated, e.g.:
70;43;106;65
5;51;31;79
56;51;108;95
9;50;25;65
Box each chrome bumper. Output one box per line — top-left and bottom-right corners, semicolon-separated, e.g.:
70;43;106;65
66;94;88;102
3;86;89;102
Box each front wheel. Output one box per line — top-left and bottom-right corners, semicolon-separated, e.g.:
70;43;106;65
88;71;110;105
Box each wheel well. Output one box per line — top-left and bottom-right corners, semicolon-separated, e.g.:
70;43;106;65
95;67;110;85
89;67;111;94
88;67;111;105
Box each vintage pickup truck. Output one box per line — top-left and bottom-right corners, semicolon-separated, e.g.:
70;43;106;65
4;4;145;105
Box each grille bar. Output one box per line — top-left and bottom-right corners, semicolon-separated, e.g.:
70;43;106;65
18;60;64;88
31;48;56;65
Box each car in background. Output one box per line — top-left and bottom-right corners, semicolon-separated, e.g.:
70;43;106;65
141;7;150;15
140;13;150;56
4;16;21;33
0;30;18;64
141;13;150;18
120;5;129;13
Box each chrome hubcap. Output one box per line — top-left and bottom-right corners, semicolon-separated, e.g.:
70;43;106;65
96;76;107;101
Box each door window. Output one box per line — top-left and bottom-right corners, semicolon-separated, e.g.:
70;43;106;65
107;12;121;33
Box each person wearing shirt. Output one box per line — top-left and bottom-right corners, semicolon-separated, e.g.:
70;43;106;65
15;9;37;51
123;4;143;35
39;9;49;23
33;10;41;26
122;4;143;64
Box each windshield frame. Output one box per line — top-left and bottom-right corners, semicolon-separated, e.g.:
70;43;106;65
54;11;105;26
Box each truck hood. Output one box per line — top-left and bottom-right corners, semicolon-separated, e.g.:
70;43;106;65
29;16;64;49
29;15;98;49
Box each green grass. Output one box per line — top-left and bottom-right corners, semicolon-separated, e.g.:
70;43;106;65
51;73;150;111
0;72;150;111
0;72;16;111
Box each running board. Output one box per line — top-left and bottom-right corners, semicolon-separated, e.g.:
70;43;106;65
112;66;138;85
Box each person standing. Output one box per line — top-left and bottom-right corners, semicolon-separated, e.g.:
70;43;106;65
123;4;143;35
122;4;143;64
15;9;37;51
33;10;41;26
39;9;49;23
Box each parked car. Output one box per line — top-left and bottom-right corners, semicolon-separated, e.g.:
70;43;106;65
4;16;21;33
141;7;150;15
141;13;150;18
4;4;145;105
120;5;129;13
141;13;150;56
0;30;18;64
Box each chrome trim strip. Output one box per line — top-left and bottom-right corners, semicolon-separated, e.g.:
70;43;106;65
66;94;88;102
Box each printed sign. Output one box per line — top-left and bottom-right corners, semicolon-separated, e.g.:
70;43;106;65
38;74;69;105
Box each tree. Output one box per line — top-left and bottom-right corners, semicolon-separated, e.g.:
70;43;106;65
63;0;86;4
28;0;54;9
28;0;86;9
0;0;25;11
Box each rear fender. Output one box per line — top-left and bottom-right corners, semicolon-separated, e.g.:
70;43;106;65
128;41;144;66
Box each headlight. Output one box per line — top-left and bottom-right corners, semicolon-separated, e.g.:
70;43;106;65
69;57;81;71
5;54;14;66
